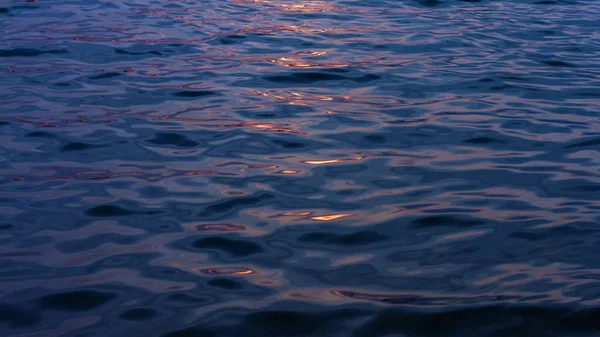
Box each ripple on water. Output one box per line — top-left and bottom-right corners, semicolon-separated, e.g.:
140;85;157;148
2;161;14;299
1;0;600;336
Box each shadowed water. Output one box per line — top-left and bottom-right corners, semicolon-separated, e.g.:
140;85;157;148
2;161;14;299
1;0;600;336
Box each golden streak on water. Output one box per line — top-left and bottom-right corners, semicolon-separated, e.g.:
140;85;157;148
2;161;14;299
310;213;354;221
251;123;274;129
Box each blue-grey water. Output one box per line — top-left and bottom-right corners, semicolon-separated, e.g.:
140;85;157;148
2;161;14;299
1;0;600;336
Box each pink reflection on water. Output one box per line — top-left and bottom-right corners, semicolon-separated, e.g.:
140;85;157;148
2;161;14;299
194;224;247;232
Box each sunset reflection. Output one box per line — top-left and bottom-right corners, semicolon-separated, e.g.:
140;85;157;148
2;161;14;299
3;0;599;336
241;121;296;133
249;89;336;106
280;2;333;13
281;211;312;216
310;213;353;221
271;57;350;69
234;0;335;13
279;169;299;174
303;157;364;165
202;267;254;275
195;224;246;231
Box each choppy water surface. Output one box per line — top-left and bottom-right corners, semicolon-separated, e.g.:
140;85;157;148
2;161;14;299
1;0;600;335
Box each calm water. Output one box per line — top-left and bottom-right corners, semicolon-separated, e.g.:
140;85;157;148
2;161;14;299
1;0;600;336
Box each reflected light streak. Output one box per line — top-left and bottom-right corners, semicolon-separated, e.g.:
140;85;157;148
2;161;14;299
280;2;334;13
310;213;353;221
235;121;296;133
202;267;254;275
282;211;312;216
195;224;246;231
303;157;363;165
186;171;235;176
271;57;350;69
232;0;335;12
250;90;335;106
249;164;278;169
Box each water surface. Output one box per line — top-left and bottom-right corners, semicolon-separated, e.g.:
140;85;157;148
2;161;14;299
1;0;600;336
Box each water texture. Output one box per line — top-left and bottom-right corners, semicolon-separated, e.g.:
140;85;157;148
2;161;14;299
1;0;600;336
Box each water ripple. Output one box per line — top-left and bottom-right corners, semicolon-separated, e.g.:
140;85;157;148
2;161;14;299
1;0;600;336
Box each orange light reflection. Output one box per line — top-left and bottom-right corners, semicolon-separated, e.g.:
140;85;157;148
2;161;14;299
310;213;353;221
280;169;299;174
202;267;254;275
282;211;312;216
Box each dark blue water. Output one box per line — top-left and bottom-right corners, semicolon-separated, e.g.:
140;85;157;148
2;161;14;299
1;0;600;336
